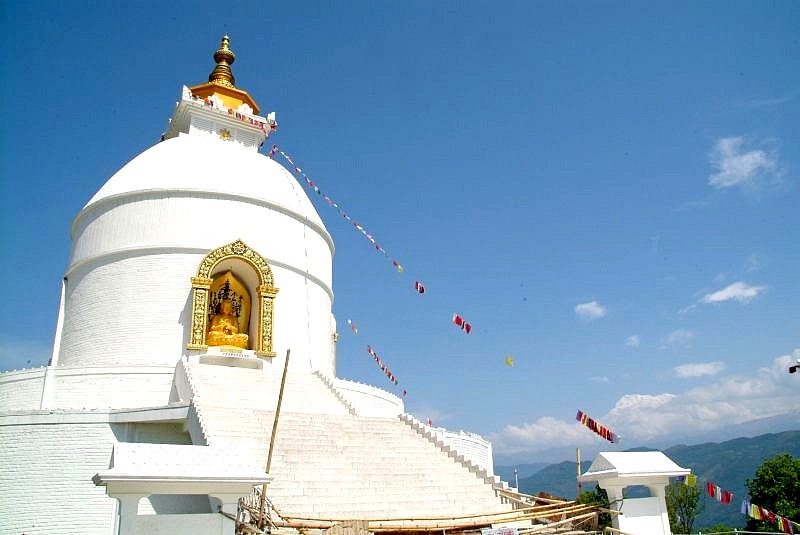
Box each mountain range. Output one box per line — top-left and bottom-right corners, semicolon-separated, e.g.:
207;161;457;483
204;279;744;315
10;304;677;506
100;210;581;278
496;430;800;529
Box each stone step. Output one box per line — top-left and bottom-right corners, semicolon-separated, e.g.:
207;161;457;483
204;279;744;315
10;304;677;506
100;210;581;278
185;362;510;519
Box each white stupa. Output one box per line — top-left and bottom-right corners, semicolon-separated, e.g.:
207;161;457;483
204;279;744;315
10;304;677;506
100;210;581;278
0;37;591;535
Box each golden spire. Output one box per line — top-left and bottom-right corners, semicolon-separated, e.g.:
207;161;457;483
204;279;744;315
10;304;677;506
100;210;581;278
208;35;236;87
189;35;261;115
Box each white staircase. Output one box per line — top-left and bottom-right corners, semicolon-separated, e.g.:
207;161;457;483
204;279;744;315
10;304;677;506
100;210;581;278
183;361;513;520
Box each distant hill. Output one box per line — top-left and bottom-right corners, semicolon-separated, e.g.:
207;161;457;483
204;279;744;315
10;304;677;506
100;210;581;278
516;430;800;529
517;460;592;499
494;462;549;484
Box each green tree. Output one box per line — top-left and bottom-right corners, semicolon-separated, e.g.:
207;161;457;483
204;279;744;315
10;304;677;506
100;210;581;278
578;484;611;528
666;480;702;534
745;453;800;532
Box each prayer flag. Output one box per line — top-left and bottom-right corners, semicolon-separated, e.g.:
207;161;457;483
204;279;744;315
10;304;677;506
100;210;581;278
741;499;750;515
576;410;616;443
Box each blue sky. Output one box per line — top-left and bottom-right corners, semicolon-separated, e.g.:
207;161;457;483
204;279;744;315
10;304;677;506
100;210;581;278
1;1;798;463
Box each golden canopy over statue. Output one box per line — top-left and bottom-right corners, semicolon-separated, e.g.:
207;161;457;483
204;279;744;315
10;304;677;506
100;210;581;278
206;270;251;349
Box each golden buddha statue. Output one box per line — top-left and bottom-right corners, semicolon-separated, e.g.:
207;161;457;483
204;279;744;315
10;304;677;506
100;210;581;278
207;298;249;349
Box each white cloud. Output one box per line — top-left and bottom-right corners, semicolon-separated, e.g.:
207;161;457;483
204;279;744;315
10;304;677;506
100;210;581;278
491;349;800;457
575;301;607;321
674;361;726;378
489;416;596;457
708;136;778;189
625;335;640;348
673;351;799;425
701;281;767;304
665;328;694;347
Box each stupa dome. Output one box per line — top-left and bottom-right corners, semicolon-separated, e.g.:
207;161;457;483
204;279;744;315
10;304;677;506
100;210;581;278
82;134;324;229
57;37;336;376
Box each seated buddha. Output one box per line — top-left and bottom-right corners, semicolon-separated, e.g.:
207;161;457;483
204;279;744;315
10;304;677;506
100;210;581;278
206;299;249;349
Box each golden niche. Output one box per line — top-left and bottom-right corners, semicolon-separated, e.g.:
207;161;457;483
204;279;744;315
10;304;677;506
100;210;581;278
206;270;250;349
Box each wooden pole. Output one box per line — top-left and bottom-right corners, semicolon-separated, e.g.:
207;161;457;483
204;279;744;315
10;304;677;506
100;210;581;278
576;448;582;498
258;348;291;529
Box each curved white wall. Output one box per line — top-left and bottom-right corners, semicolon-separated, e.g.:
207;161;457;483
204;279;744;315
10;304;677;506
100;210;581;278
433;428;494;476
332;377;405;417
58;136;336;376
402;414;495;476
0;368;45;411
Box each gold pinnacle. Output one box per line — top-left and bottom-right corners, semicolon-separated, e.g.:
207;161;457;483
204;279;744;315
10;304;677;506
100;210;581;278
208;35;236;88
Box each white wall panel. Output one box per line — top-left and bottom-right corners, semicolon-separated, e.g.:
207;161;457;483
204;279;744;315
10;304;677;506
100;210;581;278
0;368;45;411
0;421;118;535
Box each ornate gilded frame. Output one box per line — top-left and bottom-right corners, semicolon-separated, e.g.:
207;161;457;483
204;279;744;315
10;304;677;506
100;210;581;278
187;239;278;357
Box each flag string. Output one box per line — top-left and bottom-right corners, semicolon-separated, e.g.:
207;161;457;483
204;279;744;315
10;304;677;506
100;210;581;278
266;143;517;391
684;476;797;533
576;409;617;443
343;316;407;397
268;144;478;338
269;145;405;273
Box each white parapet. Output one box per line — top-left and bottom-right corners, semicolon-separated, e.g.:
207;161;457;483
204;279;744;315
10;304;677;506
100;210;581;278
401;413;495;477
0;367;46;411
332;377;405;417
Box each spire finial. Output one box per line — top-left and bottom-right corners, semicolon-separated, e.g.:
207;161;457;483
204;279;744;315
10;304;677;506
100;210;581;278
208;34;236;88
